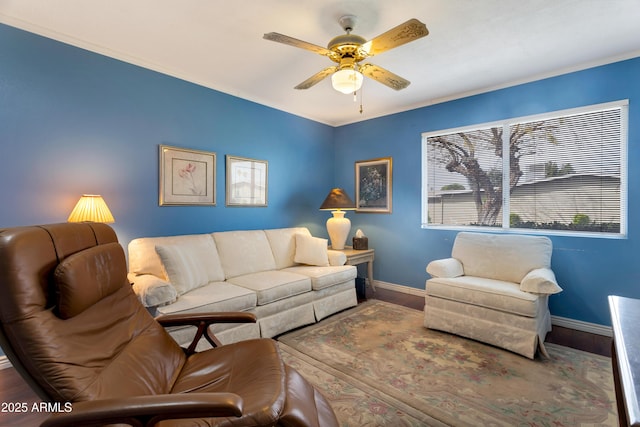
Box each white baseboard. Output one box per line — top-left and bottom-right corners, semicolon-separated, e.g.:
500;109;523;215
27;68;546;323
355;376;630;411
373;280;613;337
0;355;12;370
550;315;612;337
374;280;426;297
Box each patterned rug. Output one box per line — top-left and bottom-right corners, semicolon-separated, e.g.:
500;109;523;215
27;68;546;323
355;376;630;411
278;300;617;427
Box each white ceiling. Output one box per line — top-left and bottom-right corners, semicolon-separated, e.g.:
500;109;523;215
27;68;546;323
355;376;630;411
1;0;639;126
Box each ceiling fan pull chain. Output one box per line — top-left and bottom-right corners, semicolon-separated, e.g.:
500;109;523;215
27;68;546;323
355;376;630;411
359;86;364;114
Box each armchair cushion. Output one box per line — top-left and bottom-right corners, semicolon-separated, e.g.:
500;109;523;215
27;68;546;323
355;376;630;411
427;276;540;317
171;338;286;426
426;257;464;278
55;243;128;319
452;232;552;283
294;233;329;267
520;268;563;295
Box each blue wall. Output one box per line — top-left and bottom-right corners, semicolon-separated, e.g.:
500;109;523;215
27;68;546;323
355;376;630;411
0;23;334;247
334;57;640;326
2;22;640;327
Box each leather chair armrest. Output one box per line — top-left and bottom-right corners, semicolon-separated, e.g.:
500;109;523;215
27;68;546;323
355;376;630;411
156;312;257;354
40;393;243;427
156;311;257;327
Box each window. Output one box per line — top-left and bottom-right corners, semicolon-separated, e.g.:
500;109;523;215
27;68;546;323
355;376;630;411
422;100;627;237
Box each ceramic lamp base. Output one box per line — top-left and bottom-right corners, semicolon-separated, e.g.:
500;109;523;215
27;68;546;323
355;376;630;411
326;210;351;250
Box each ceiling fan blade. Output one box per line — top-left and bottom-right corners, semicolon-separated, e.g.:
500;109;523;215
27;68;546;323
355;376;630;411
360;19;429;57
360;63;411;91
294;66;337;90
263;32;339;60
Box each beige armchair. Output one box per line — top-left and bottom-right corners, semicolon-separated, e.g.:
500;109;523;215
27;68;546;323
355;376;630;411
424;232;563;359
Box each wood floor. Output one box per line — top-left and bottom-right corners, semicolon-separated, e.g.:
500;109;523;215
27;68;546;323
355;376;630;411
0;287;612;426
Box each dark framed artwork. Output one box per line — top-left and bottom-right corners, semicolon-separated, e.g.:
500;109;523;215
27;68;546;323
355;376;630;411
355;157;392;213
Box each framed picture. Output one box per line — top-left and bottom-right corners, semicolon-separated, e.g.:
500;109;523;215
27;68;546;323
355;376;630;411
226;155;268;206
159;145;216;206
355;157;393;213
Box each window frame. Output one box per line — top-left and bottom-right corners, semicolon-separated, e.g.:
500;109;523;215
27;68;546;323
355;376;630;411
421;100;629;238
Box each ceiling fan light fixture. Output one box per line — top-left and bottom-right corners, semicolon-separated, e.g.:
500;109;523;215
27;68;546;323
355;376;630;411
331;68;363;94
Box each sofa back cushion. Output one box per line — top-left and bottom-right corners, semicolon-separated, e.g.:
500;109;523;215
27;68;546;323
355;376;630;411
264;227;312;269
452;232;552;283
155;236;223;295
213;230;277;279
128;234;224;284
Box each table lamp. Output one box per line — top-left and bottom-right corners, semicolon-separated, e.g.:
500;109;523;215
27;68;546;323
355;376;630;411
319;188;355;250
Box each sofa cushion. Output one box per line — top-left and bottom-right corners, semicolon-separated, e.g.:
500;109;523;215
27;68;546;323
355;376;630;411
265;227;312;270
155;236;223;295
227;271;311;305
156;282;257;316
213;230;277;279
284;265;357;290
426;276;540;317
128;234;224;282
452;232;552;283
294;233;329;267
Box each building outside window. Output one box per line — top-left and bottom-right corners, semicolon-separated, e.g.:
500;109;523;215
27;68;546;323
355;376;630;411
421;100;628;237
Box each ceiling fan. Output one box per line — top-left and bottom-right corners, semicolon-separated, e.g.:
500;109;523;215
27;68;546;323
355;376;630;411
263;15;429;94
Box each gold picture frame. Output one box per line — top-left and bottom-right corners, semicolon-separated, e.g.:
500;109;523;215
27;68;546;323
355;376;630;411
225;155;268;207
159;145;216;206
355;157;392;213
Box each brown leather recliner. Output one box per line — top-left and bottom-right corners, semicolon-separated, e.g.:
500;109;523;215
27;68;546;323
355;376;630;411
0;223;339;427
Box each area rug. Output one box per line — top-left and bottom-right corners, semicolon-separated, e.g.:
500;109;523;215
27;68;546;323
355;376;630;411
278;300;617;427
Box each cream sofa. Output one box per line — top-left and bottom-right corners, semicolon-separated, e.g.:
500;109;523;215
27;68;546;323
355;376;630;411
127;227;357;348
424;232;563;359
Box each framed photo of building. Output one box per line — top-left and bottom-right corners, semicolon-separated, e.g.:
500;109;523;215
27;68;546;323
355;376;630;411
226;155;268;207
159;145;216;206
355;157;392;213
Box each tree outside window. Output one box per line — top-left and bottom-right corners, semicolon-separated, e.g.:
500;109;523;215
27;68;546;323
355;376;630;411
422;101;626;236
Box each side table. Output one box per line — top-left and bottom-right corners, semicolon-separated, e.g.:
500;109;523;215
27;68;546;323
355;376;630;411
333;246;375;293
609;295;640;427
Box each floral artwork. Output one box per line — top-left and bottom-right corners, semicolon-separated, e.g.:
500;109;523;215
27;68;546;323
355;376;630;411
355;157;392;213
174;161;206;196
159;145;216;206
